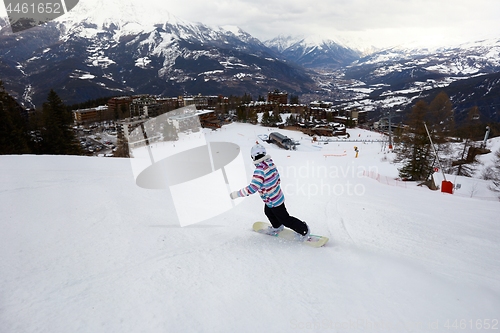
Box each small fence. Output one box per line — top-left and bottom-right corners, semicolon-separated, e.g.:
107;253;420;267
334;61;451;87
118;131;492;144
323;151;347;157
363;170;499;201
362;170;408;188
452;192;499;201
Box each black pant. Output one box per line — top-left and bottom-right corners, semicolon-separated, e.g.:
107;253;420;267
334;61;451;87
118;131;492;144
264;203;309;236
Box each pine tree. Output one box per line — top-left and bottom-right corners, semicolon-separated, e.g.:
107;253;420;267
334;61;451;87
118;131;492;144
427;92;454;171
453;106;481;176
248;109;258;124
427;92;454;143
0;81;31;154
395;100;433;181
286;114;297;126
236;105;247;122
271;106;281;126
396;94;455;181
40;89;80;155
242;93;253;104
261;111;270;126
114;127;129;158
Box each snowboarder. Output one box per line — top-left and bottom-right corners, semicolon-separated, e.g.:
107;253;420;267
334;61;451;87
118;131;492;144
230;144;310;240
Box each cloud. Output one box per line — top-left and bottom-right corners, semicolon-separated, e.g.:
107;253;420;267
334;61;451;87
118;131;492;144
157;0;498;47
1;0;499;48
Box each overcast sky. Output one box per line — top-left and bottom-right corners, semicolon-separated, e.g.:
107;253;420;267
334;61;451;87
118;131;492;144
1;0;499;49
170;0;500;49
176;0;500;47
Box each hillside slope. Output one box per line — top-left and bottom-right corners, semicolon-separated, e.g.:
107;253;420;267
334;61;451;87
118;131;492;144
1;124;499;332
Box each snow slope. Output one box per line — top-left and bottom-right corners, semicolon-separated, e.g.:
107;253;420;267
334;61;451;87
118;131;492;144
1;124;499;333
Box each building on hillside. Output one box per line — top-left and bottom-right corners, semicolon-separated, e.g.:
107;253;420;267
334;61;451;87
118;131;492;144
178;96;196;107
309;107;328;119
108;96;133;119
243;101;275;113
73;105;112;124
177;94;222;110
198;110;222;129
117;118;148;147
267;90;288;104
242;101;308;117
279;104;308;115
357;110;368;124
157;97;181;111
193;94;208;109
331;109;368;127
310;100;333;109
130;95;166;118
206;96;221;110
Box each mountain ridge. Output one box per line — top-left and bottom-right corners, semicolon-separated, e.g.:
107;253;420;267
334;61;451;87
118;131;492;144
264;34;361;70
0;8;316;107
0;7;499;123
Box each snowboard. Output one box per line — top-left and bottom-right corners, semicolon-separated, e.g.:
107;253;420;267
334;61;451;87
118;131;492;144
252;222;329;248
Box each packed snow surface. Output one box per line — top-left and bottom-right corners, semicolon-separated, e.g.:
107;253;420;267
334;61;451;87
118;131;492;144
1;124;499;332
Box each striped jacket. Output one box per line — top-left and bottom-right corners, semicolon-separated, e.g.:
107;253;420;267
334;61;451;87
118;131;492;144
235;155;285;207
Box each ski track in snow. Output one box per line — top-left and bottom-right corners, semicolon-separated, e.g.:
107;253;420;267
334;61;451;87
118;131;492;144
1;125;500;332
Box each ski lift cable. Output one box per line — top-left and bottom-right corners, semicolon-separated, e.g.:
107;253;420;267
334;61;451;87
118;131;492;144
424;122;447;182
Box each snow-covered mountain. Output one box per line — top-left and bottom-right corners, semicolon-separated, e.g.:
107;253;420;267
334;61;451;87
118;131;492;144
354;39;500;73
264;35;361;70
314;38;500;123
0;0;499;121
0;1;314;107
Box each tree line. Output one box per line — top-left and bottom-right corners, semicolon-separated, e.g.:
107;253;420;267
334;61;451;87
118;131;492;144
0;81;80;155
393;91;500;194
1;84;499;195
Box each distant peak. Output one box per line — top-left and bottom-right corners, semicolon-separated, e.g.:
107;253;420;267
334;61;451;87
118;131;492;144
266;34;359;49
219;25;242;35
55;0;192;31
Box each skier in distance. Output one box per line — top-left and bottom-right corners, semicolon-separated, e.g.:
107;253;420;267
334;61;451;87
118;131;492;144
230;143;310;240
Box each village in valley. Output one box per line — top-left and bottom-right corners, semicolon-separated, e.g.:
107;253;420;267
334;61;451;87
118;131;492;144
71;90;384;157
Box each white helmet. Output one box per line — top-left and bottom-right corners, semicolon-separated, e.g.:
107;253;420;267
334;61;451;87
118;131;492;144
251;144;266;161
